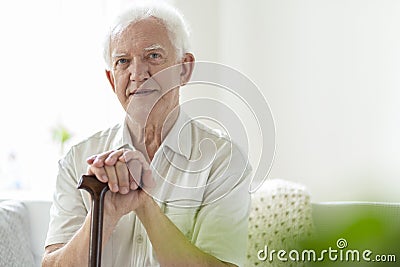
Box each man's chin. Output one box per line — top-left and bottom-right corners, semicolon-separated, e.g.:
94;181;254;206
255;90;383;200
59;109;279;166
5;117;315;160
126;109;152;127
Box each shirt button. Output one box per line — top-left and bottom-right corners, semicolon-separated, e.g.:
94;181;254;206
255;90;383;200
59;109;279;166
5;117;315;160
136;235;144;244
185;231;191;238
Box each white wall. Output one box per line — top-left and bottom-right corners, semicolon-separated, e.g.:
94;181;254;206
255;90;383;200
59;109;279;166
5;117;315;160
1;0;398;202
175;0;400;202
0;0;124;196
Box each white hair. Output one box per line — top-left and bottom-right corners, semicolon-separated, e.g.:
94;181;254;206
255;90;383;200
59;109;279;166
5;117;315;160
103;1;191;70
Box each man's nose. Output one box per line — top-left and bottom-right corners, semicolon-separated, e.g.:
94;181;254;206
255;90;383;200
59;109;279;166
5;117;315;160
129;57;150;83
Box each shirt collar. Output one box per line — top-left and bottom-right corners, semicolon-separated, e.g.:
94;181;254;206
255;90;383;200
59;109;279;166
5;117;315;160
113;110;192;159
161;110;192;159
110;119;135;151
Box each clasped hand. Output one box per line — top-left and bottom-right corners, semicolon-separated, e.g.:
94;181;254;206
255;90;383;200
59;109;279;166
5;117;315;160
86;149;155;217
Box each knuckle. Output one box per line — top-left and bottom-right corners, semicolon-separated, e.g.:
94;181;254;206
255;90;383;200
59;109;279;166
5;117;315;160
109;150;120;158
100;150;113;158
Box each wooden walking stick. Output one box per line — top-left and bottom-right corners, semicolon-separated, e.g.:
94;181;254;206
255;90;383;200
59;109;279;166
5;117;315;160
77;175;109;267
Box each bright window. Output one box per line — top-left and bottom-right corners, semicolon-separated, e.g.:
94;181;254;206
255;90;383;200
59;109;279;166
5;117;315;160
0;0;161;199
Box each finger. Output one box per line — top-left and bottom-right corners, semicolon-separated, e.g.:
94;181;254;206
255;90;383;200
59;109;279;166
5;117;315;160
104;150;125;166
127;159;142;190
141;169;155;190
88;165;108;183
127;163;139;190
126;162;139;191
130;177;139;190
115;161;130;194
93;150;114;167
105;165;119;192
119;150;150;171
86;155;97;164
87;165;94;175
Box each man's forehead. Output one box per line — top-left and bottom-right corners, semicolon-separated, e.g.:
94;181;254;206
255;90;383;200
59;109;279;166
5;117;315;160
110;18;171;50
111;43;166;58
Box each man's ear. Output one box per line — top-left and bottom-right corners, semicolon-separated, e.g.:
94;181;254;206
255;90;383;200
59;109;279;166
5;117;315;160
105;70;116;92
180;53;195;86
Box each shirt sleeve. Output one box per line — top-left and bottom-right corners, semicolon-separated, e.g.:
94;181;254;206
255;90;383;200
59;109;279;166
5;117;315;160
45;147;88;247
191;143;252;267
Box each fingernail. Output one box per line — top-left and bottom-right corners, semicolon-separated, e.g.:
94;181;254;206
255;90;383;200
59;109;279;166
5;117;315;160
120;187;129;194
130;183;138;190
112;184;119;192
101;175;108;182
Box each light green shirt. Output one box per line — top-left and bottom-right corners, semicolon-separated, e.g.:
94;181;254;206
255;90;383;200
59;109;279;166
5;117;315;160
45;111;251;267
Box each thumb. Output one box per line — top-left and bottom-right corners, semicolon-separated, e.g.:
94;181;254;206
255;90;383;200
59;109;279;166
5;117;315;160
141;169;155;191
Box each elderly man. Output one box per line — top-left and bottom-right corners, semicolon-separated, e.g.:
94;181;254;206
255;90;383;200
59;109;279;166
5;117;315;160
42;2;251;267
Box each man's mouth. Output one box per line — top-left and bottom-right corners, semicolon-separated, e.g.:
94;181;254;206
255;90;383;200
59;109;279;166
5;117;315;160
130;89;157;97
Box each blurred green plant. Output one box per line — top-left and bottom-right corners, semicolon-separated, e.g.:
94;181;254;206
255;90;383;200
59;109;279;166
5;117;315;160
299;205;400;267
52;125;72;155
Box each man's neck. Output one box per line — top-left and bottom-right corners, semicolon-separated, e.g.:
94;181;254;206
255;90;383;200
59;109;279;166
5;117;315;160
126;108;180;161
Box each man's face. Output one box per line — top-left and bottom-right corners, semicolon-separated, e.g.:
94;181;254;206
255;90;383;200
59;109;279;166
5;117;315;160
106;17;183;124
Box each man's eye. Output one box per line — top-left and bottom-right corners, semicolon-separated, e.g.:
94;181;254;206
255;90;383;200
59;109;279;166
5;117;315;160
149;53;161;59
116;58;128;65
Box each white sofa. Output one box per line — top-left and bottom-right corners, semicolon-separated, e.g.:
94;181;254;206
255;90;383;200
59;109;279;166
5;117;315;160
1;179;399;267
